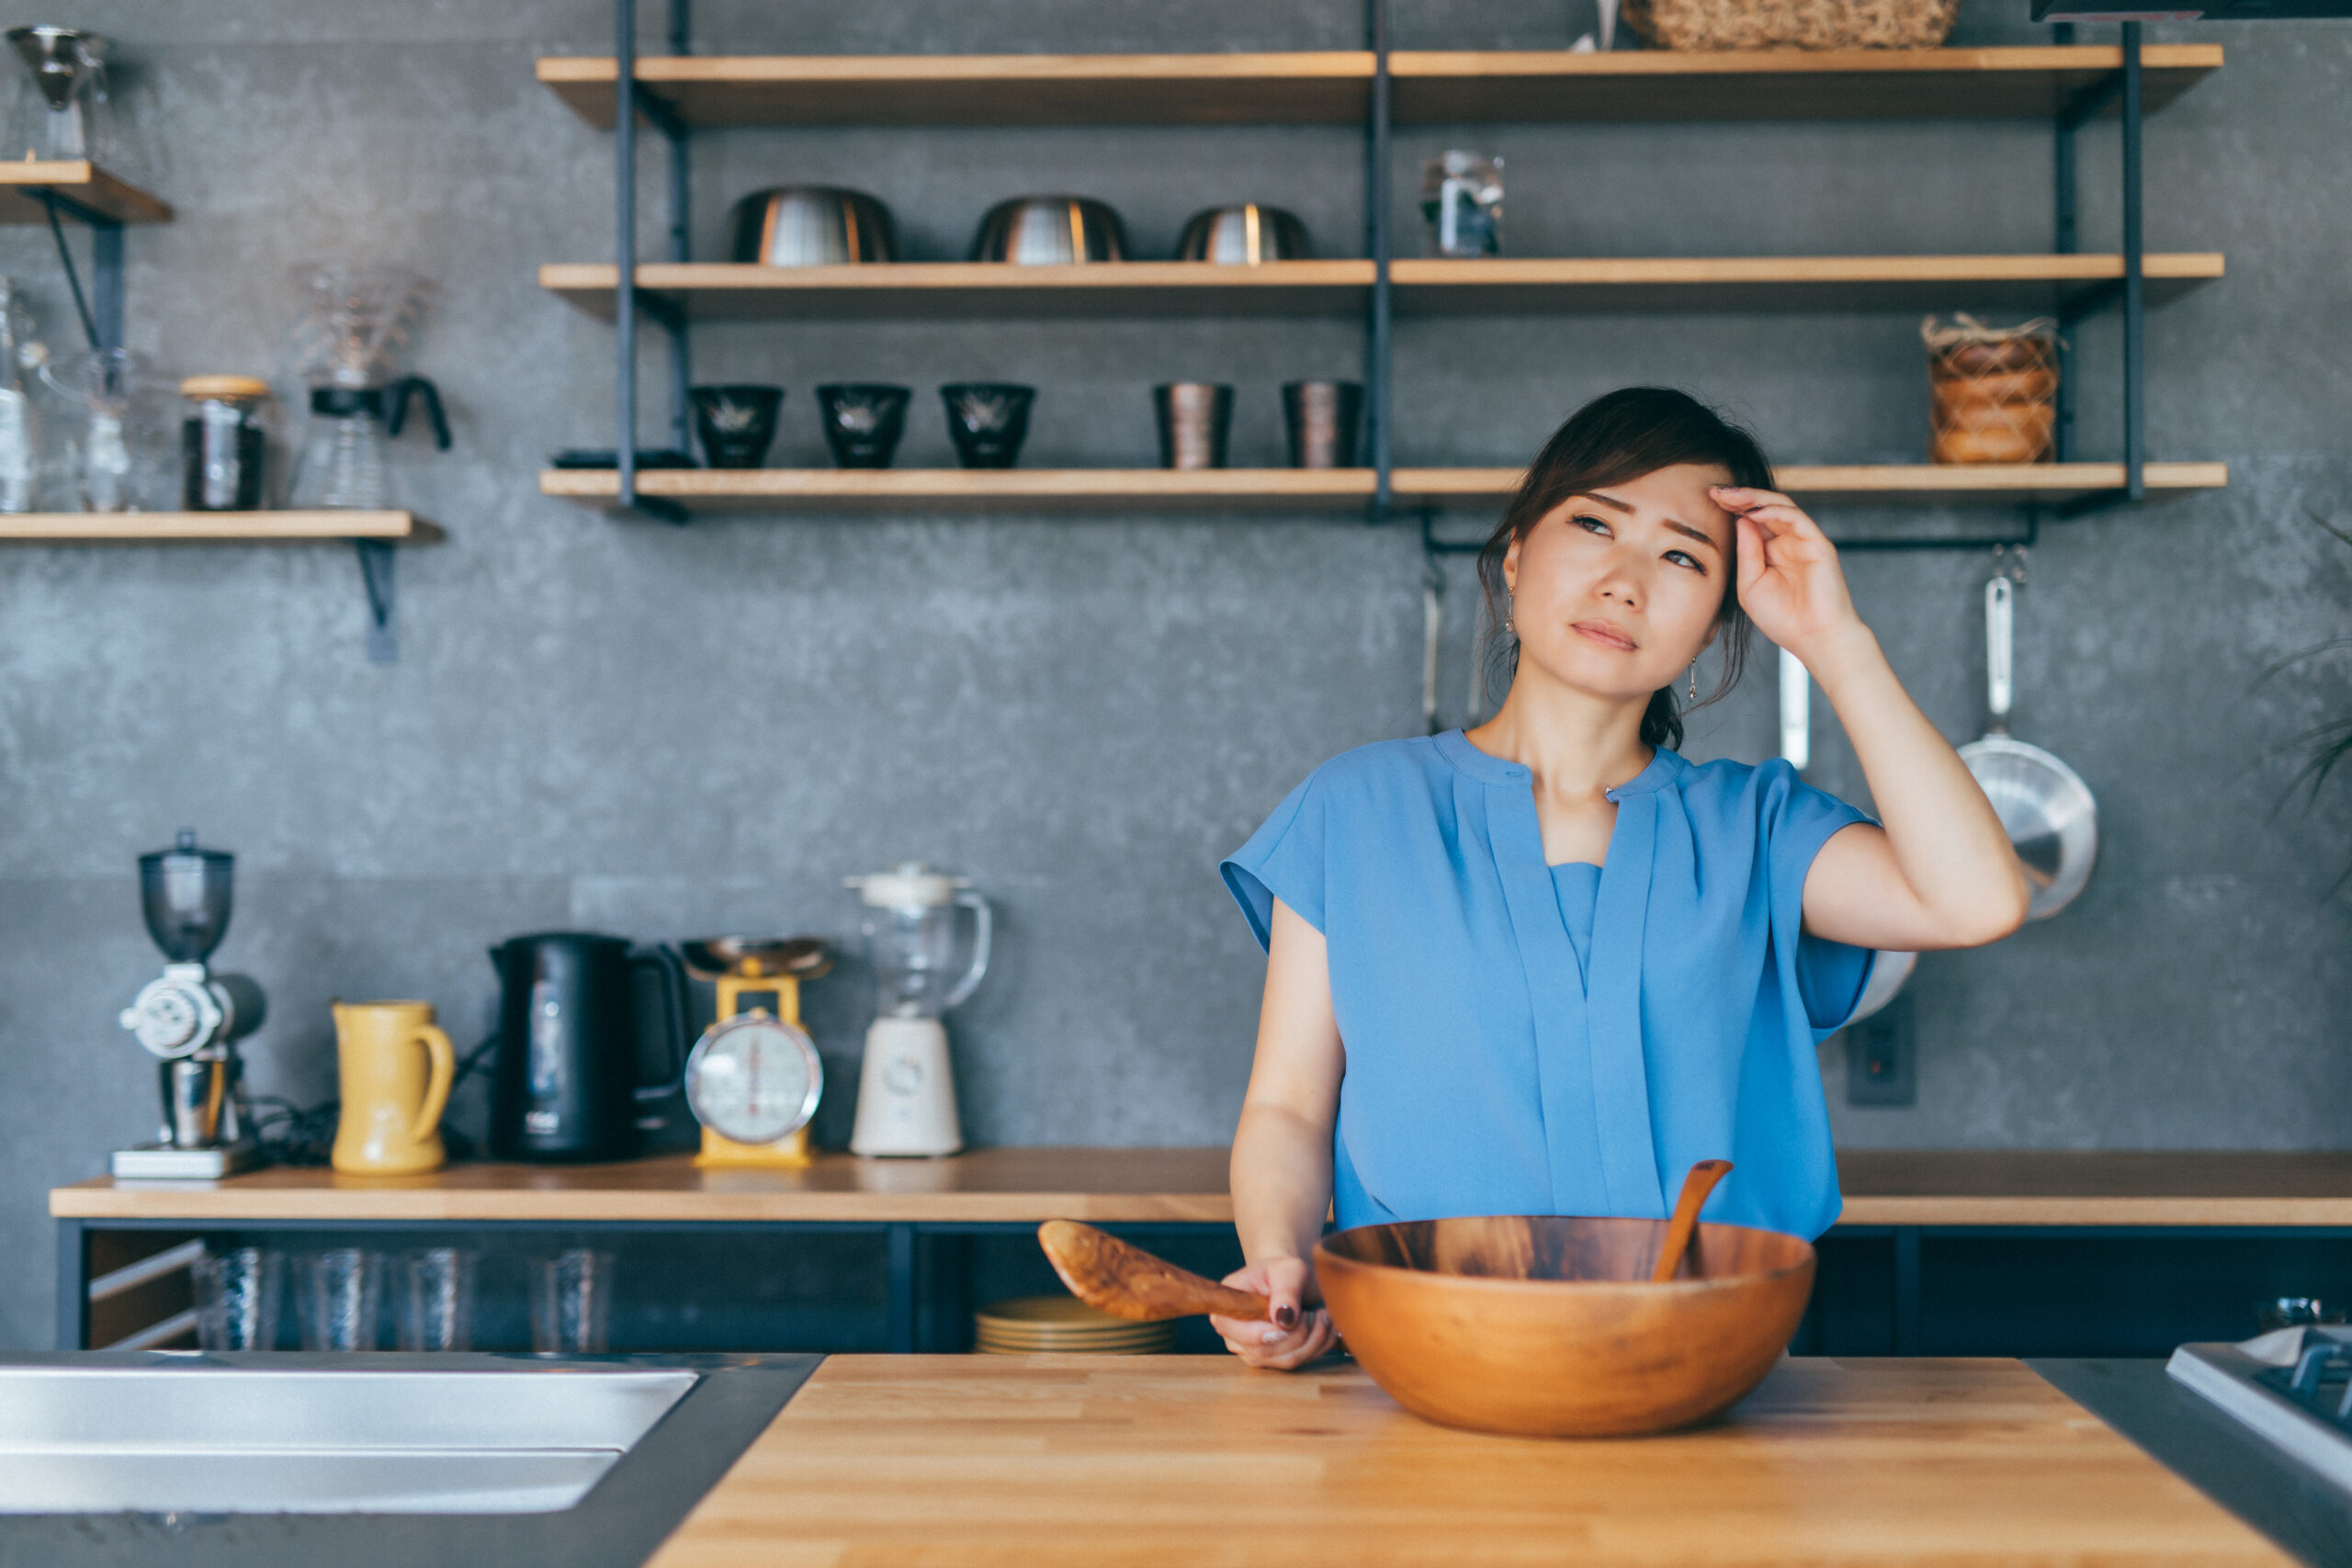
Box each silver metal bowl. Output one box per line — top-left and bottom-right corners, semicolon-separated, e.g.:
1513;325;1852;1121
969;197;1127;265
727;186;898;266
1174;204;1312;264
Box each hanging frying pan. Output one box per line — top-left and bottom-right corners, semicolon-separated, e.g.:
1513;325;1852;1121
1781;647;1914;1022
1957;576;2097;919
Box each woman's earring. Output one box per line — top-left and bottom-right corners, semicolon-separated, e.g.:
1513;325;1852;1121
1687;662;1698;701
1503;593;1515;635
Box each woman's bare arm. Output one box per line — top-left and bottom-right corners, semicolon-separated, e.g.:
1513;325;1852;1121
1716;484;2030;952
1215;897;1345;1368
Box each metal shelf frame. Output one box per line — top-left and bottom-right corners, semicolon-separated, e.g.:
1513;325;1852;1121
601;8;2172;552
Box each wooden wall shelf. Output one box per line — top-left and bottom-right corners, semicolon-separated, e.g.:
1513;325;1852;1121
544;254;2222;321
543;463;2226;513
537;44;2219;129
0;161;172;226
1390;253;2223;313
1388;44;2221;122
0;511;435;543
540;260;1374;319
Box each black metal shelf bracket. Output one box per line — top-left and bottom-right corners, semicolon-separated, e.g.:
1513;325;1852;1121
1364;0;1393;524
615;0;694;525
2051;19;2146;517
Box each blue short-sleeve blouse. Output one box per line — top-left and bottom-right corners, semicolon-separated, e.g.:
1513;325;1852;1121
1221;729;1876;1240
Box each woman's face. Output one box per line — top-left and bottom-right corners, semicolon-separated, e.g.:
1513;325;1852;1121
1503;461;1736;705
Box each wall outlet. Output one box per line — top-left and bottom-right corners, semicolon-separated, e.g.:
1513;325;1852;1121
1845;993;1917;1107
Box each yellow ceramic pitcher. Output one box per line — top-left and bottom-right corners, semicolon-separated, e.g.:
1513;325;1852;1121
331;1000;456;1175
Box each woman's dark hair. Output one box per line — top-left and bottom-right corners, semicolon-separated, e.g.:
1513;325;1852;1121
1478;387;1772;751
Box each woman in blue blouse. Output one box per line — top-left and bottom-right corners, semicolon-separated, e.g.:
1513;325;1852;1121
1214;388;2029;1368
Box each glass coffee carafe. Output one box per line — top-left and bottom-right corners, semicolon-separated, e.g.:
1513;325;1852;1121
288;263;450;510
3;27;111;164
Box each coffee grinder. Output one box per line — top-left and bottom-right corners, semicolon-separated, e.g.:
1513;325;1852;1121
680;938;831;1169
112;831;266;1179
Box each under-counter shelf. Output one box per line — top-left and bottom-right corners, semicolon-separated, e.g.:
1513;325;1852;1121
0;161;171;225
541;463;2226;513
0;511;435;542
543;254;2222;321
537;44;2220;129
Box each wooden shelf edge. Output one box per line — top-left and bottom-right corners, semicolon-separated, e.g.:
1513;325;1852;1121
0;161;172;225
537;43;2219;128
0;510;435;542
1389;253;2225;286
1389;42;2223;79
539;464;2226;511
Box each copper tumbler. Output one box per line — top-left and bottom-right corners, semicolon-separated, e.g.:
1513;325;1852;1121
1154;383;1233;470
1283;380;1364;468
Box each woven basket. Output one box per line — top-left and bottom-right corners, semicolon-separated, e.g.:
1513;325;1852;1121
1925;315;2060;466
1620;0;1958;50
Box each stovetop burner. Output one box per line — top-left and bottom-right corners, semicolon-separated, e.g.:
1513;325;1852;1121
2171;1326;2352;1493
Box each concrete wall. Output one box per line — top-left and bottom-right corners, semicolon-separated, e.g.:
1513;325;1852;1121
1;0;2346;1346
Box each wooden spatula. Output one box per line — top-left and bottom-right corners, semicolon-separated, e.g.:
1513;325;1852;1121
1651;1158;1734;1282
1037;1219;1271;1323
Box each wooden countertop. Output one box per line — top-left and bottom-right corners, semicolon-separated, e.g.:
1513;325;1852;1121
51;1147;2352;1227
647;1355;2287;1567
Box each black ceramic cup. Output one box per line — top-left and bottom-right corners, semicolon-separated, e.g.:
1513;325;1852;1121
940;383;1035;469
690;385;785;468
1154;383;1234;470
816;384;912;468
1282;380;1365;469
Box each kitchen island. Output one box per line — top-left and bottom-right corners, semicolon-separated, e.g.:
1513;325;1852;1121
647;1355;2302;1566
54;1149;2352;1356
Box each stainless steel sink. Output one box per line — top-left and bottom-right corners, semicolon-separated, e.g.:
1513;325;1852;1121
0;1362;698;1514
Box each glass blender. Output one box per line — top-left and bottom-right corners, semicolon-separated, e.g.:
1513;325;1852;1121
288;262;450;510
114;830;268;1179
845;863;992;1157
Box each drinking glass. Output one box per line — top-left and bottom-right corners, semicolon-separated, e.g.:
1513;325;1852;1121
299;1247;386;1351
531;1248;616;1353
192;1247;283;1351
398;1247;479;1351
1420;151;1503;257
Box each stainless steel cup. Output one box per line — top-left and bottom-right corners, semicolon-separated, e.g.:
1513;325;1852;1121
1154;383;1233;470
1282;381;1364;468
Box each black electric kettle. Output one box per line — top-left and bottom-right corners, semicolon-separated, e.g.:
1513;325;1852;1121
487;932;689;1162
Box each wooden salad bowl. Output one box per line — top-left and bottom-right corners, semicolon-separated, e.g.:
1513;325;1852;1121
1314;1214;1815;1438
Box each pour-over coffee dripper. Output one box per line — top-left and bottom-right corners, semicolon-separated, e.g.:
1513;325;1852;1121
3;27;110;163
287;262;451;510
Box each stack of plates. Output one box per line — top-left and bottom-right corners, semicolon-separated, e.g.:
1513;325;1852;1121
974;1295;1175;1356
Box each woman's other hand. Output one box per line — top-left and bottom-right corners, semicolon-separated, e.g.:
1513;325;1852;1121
1212;1254;1337;1370
1713;485;1865;664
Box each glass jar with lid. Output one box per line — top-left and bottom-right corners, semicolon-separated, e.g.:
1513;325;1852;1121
179;375;268;512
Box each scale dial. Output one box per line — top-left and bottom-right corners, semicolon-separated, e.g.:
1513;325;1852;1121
684;1012;823;1146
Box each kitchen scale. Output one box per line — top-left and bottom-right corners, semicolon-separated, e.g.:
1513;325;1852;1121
679;938;831;1169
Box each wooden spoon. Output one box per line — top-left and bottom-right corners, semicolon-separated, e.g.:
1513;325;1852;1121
1038;1220;1271;1323
1650;1158;1734;1282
